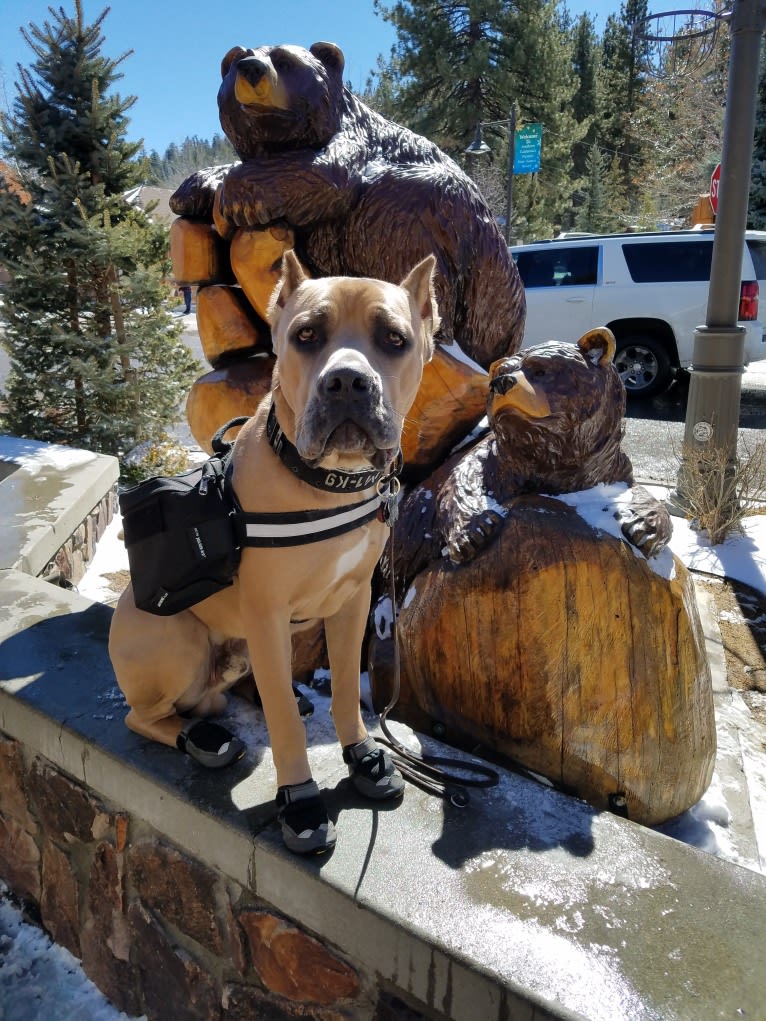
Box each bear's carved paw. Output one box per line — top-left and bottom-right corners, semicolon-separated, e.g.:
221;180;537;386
446;509;505;564
615;486;672;558
219;181;270;228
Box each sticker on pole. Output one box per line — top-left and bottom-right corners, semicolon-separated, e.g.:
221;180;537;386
693;421;713;443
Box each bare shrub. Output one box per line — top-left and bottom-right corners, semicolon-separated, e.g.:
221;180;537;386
675;437;766;545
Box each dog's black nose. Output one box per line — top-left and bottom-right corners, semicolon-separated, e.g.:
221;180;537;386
321;367;371;397
237;56;269;87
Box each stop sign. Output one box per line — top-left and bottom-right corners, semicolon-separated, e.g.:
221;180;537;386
710;162;721;215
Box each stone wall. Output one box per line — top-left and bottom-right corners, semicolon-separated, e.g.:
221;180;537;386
39;488;116;588
0;732;441;1021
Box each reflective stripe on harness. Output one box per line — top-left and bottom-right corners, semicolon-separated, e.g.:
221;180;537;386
236;492;383;548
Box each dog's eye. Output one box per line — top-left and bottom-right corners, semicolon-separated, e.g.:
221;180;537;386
384;330;406;349
295;326;319;344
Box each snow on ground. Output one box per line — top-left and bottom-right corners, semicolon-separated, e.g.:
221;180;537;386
5;490;766;1019
0;884;144;1021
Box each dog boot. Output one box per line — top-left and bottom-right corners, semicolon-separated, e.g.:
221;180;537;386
176;719;245;768
276;780;336;855
343;737;405;800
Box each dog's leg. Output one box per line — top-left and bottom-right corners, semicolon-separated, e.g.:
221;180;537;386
245;613;336;853
325;592;404;802
324;594;370;749
245;614;312;785
110;591;244;768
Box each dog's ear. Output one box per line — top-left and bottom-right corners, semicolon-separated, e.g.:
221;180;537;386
400;255;440;338
268;250;309;323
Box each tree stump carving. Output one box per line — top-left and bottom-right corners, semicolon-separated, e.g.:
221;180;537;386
369;497;714;825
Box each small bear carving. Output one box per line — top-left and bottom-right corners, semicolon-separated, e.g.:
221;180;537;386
383;328;672;589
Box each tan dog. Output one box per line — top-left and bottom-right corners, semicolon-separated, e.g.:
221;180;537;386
109;251;437;853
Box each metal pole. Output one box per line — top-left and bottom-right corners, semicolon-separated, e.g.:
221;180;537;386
675;0;766;506
505;104;516;245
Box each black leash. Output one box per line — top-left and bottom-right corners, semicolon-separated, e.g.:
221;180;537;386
377;512;500;807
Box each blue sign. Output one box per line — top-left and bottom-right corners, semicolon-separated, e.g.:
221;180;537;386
513;123;542;174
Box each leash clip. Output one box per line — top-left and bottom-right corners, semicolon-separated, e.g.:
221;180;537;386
378;476;401;527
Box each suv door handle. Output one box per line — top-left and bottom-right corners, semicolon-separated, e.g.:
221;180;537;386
566;297;585;303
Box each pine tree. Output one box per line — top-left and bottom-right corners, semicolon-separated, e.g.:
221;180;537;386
145;134;237;188
374;0;580;238
574;142;619;232
599;0;650;215
0;2;198;461
749;44;766;229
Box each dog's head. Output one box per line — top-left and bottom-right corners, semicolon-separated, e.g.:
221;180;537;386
268;251;438;471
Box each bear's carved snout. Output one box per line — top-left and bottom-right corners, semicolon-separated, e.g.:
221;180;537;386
233;55;291;110
237;56;269;87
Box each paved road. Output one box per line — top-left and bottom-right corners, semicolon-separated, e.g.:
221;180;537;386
622;361;766;486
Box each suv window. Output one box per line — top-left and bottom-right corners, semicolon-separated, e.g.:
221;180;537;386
513;246;598;287
622;240;714;283
746;239;766;279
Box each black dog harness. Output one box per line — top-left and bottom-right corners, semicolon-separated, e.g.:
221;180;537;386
229;408;402;548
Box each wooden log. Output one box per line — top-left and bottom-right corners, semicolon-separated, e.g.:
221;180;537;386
400;344;489;480
196;284;271;366
170;218;234;286
230;224;295;320
369;495;715;825
185;355;274;452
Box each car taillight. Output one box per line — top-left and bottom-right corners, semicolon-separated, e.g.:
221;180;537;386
739;280;759;321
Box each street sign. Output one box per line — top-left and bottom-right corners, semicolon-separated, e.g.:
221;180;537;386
513;123;542;174
710;162;721;215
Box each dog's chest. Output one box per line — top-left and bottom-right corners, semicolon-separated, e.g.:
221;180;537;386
289;525;382;619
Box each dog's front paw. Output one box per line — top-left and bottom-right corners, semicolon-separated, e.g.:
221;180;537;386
176;719;245;768
276;780;336;855
343;737;404;800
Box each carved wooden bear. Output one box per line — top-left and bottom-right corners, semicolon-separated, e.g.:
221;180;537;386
370;329;715;826
170;42;525;457
173;41;524;368
385;327;672;587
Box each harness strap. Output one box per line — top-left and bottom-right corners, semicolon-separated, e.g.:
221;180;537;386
234;492;383;548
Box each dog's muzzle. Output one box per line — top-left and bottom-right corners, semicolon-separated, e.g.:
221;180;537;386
299;363;396;467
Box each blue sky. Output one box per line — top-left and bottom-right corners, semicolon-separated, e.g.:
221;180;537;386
0;1;655;156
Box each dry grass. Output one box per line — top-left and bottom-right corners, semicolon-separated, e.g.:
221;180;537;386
675;438;766;545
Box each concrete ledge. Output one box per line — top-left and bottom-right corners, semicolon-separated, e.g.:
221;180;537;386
0;434;119;576
1;569;765;1020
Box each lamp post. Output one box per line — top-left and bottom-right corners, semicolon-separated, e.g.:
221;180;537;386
669;0;766;510
465;103;517;244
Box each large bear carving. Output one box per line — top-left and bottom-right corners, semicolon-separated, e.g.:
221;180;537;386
170;41;525;369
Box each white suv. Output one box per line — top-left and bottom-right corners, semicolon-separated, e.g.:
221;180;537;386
510;229;766;398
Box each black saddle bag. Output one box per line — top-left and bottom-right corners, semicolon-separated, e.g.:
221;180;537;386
119;419;248;616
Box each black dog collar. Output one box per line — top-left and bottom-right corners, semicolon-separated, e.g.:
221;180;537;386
266;402;389;493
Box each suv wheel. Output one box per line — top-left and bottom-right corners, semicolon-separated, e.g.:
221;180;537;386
614;335;673;399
